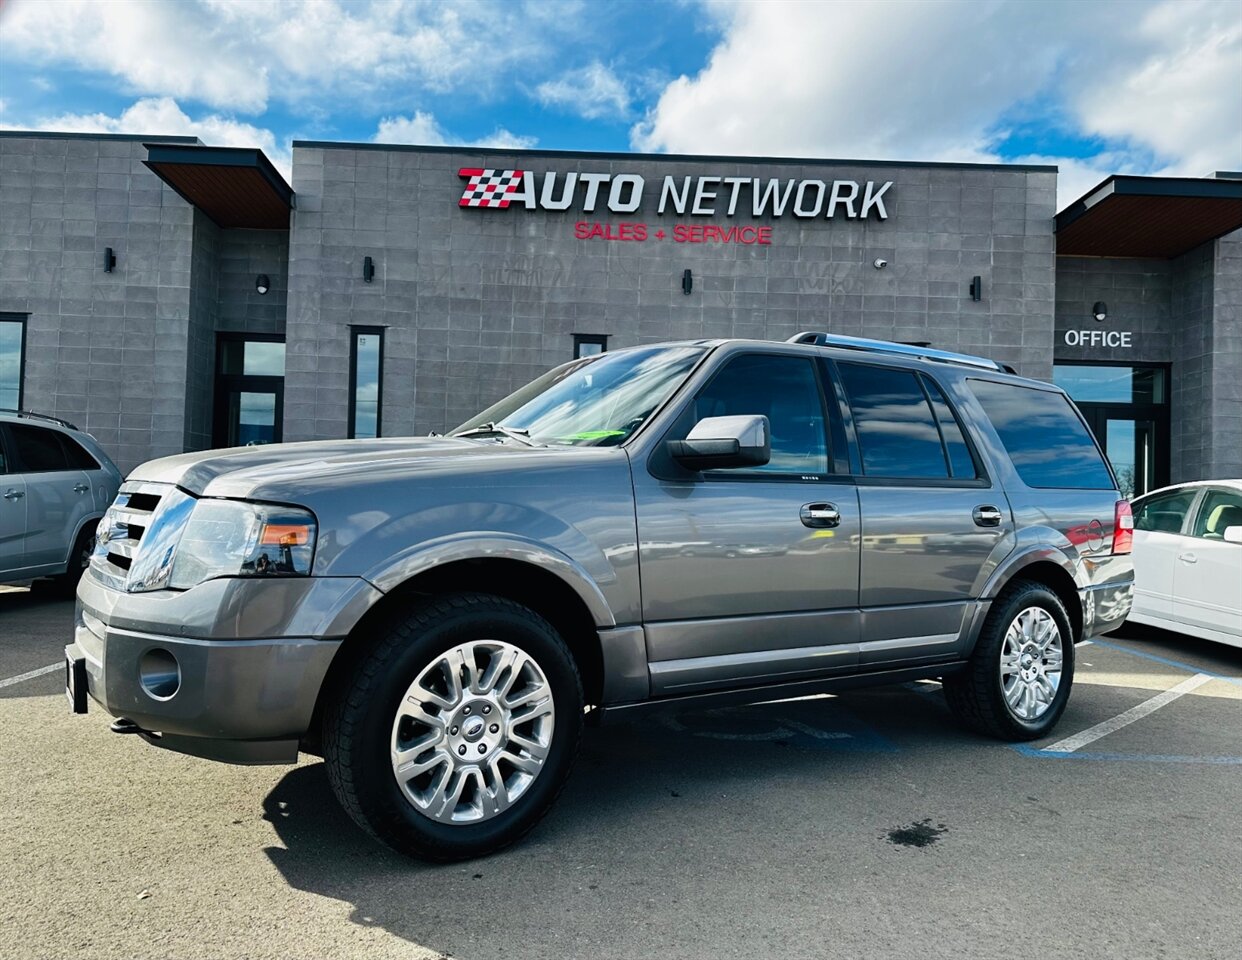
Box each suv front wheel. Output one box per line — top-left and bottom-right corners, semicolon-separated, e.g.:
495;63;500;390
323;592;583;861
943;579;1075;741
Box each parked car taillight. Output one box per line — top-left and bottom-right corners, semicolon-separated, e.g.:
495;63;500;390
1113;500;1134;554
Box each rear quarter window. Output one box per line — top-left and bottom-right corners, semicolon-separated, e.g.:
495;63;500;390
969;380;1114;490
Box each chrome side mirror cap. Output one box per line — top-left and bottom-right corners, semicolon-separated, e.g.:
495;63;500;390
667;414;771;471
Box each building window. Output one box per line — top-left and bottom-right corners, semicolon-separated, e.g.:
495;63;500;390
350;327;385;439
0;314;26;410
573;334;608;359
213;334;285;448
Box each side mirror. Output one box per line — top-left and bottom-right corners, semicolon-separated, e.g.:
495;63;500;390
1223;526;1242;544
667;415;770;471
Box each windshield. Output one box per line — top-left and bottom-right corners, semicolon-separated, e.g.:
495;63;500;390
452;345;706;446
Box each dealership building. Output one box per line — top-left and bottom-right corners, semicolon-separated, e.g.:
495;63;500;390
1;130;1240;494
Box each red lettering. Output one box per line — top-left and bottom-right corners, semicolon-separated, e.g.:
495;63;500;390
740;227;756;243
674;225;689;242
574;221;590;239
757;227;773;245
635;224;648;241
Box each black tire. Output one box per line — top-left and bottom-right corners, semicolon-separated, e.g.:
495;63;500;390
51;523;96;593
323;592;583;862
943;579;1075;741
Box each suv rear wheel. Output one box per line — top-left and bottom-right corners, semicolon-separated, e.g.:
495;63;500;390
943;579;1075;740
323;592;583;861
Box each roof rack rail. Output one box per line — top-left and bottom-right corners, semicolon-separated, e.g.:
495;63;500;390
786;332;1016;373
0;409;80;431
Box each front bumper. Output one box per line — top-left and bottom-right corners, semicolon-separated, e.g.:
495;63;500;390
68;571;382;764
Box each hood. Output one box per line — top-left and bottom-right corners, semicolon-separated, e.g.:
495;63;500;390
128;437;573;499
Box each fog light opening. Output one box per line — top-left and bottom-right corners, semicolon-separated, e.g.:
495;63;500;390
139;648;181;700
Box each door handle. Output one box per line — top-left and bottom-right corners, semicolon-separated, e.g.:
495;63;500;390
973;505;1003;527
3;490;24;501
801;502;841;528
74;483;90;494
1178;553;1197;564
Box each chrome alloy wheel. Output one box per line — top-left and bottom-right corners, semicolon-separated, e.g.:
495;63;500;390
390;640;556;825
999;606;1064;721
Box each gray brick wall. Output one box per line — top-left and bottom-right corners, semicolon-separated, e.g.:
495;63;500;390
0;133;200;473
284;144;1057;440
1207;229;1242;478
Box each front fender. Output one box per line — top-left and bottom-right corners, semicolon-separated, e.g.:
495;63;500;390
362;533;618;628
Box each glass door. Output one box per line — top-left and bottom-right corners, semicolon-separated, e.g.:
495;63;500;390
1053;363;1169;500
213;336;285;448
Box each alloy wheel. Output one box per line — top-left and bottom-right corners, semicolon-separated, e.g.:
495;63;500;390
998;606;1063;721
390;640;556;825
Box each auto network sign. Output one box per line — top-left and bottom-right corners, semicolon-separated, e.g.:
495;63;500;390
457;167;893;245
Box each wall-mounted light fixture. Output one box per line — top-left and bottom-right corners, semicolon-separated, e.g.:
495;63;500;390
681;268;692;295
969;276;983;301
1092;301;1108;322
363;256;375;283
872;258;888;270
255;274;270;295
103;247;116;273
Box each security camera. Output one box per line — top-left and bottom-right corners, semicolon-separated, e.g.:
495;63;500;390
873;258;888;270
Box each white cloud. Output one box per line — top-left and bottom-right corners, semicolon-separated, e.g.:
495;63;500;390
536;62;631;120
36;97;292;178
1;0;577;114
374;112;536;150
633;0;1242;207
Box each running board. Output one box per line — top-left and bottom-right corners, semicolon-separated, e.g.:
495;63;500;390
597;662;967;723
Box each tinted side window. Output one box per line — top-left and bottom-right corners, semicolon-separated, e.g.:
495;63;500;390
10;423;70;473
923;377;979;479
970;380;1114;489
59;434;100;470
1191;489;1242;539
1134;489;1198;533
838;362;948;478
688;354;828;476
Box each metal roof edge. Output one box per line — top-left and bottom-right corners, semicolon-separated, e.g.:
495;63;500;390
143;143;294;207
290;139;1059;173
0;130;201;144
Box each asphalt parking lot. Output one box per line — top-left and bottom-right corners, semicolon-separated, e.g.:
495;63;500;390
2;585;1240;960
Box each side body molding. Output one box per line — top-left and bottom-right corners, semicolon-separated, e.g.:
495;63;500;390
362;533;619;629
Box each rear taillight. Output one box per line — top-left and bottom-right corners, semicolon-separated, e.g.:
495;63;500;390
1113;500;1133;554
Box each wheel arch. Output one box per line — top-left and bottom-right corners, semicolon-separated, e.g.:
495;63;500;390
984;552;1083;644
305;557;607;753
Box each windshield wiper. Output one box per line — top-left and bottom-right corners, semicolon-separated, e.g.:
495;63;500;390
449;422;539;446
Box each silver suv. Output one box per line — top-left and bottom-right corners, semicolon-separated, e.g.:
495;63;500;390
1;410;121;588
67;335;1134;861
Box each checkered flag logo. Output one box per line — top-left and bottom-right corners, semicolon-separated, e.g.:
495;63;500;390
458;168;526;208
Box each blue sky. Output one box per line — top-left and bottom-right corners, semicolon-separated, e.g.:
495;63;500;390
1;0;1238;207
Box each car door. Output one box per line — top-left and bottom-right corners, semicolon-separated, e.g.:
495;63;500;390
833;361;1007;665
1172;487;1242;642
1131;487;1201;619
6;422;93;572
0;429;27;575
633;350;861;695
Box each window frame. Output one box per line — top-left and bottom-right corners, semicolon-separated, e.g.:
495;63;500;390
572;333;609;360
8;421;72;474
1133;487;1201;537
0;312;28;412
348;325;385;440
651;349;841;484
1189;486;1242;541
830;359;991;488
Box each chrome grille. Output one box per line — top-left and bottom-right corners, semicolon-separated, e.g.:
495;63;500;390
92;482;169;578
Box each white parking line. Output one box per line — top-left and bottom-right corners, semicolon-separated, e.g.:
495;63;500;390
0;663;61;689
1043;672;1213;753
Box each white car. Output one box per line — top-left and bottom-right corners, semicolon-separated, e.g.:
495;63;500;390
1127;479;1242;647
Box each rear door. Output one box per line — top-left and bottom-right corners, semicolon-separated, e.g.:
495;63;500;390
6;422;93;572
1173;487;1242;641
0;429;27;575
834;361;1006;665
1131;487;1200;618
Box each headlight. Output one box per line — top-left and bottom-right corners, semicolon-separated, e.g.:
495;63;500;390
168;500;317;590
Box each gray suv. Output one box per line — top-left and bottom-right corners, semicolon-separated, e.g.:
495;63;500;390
1;410;122;588
66;334;1134;861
